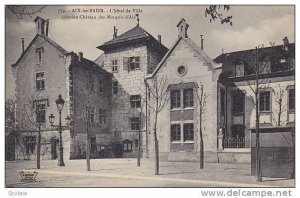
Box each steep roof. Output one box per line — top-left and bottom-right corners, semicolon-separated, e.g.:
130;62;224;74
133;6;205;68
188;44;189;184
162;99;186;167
214;43;295;65
147;36;221;79
93;53;105;68
12;34;68;67
97;25;168;51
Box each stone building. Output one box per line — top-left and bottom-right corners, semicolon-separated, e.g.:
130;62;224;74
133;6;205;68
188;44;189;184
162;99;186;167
96;23;168;157
11;16;295;166
214;38;295;170
12;16;111;160
145;18;222;162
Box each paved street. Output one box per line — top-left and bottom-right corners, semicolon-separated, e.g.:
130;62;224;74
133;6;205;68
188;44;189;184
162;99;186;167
5;158;295;187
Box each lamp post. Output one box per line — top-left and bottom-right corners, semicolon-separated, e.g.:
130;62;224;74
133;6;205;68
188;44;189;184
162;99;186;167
49;94;71;166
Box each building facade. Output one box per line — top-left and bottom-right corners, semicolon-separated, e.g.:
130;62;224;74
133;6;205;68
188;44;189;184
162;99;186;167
96;24;168;158
12;17;112;160
11;16;295;165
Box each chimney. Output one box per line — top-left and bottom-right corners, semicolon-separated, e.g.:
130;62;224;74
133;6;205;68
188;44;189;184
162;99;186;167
78;52;83;62
176;18;189;38
45;19;49;36
34;16;47;35
158;35;161;44
200;35;204;50
283;36;289;51
21;38;25;53
113;26;118;38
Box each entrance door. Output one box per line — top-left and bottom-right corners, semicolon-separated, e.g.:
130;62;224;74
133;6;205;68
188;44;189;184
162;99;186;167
51;138;59;160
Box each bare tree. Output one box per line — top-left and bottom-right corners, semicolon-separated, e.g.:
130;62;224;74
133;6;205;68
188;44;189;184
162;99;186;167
22;94;49;169
137;98;144;167
205;5;233;26
7;5;47;19
143;75;169;175
195;85;208;169
5;99;17;160
272;85;295;179
245;45;273;182
272;85;287;127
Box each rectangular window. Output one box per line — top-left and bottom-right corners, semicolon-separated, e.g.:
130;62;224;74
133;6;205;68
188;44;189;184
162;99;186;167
36;48;43;64
123;140;132;152
99;109;106;124
85;107;95;123
25;136;36;155
129;57;140;70
130;117;140;130
130;95;141;108
235;63;244;77
112;60;118;72
171;124;181;142
171;90;181;109
259;91;271;112
36;72;45;90
184;123;194;141
112;81;118;94
289;89;295;111
35;103;46;123
184;89;194;108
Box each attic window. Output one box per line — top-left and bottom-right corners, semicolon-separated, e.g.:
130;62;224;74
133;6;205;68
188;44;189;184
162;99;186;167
234;62;244;77
36;47;44;64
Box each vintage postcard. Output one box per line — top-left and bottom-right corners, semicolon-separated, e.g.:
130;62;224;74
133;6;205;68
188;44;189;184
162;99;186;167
5;5;295;190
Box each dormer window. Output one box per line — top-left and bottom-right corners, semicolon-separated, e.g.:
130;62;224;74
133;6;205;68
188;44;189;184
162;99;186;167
234;61;244;77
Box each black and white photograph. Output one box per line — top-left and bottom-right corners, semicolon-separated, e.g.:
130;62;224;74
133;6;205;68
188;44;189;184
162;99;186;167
3;3;296;193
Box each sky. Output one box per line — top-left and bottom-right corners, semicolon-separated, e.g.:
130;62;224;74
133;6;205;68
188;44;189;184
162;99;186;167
5;5;295;99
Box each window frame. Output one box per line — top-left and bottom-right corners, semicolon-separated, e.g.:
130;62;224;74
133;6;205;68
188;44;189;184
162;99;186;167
130;95;141;108
99;109;106;124
183;123;194;142
234;62;244;77
129;57;140;71
123;140;133;152
259;90;271;113
25;135;36;155
170;124;181;142
288;88;295;112
35;72;45;90
112;59;118;72
130;117;140;131
36;47;43;64
171;90;181;109
183;88;194;108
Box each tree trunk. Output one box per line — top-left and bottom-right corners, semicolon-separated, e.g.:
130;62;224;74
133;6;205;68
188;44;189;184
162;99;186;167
291;130;295;179
36;125;41;169
199;127;204;169
86;125;90;171
137;125;141;167
154;107;159;175
255;84;262;182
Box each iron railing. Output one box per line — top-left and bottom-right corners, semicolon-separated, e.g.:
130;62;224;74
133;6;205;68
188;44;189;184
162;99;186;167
223;136;246;148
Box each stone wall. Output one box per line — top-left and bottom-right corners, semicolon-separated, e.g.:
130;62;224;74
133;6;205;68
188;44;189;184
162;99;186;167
12;35;70;161
147;38;222;162
70;56;112;159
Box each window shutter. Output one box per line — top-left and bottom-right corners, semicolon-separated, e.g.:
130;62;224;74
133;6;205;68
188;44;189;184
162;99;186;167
123;57;129;71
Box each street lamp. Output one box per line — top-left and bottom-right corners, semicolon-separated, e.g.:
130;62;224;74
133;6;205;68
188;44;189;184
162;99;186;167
49;94;71;166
